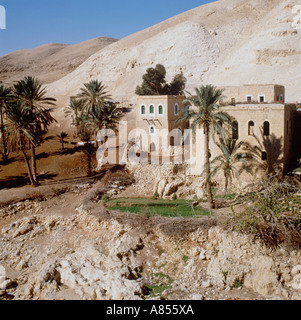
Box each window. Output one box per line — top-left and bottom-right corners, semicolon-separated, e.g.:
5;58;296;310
149;104;155;115
232;121;239;140
280;94;284;102
246;95;253;103
140;104;146;115
174;103;179;116
248;121;255;136
262;152;267;161
259;95;265;103
149;125;156;136
263;121;270;136
158;104;164;116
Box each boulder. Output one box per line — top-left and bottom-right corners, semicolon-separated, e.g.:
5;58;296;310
163;180;184;198
157;179;168;198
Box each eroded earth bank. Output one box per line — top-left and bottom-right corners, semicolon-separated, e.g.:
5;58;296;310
0;181;301;301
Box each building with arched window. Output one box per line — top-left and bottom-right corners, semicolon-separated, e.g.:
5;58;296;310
190;84;296;178
136;95;189;154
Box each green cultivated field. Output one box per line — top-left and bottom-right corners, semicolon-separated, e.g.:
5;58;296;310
105;197;211;218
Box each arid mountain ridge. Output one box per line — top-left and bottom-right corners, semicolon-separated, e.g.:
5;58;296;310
1;0;301;127
0;37;117;85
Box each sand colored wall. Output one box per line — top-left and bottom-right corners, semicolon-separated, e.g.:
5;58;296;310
191;103;296;179
219;85;285;105
135;95;188;153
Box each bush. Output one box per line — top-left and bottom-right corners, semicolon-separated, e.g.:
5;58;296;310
135;64;186;96
230;175;301;248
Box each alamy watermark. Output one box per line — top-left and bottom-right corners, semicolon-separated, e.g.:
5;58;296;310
0;5;6;29
292;5;301;30
93;121;206;173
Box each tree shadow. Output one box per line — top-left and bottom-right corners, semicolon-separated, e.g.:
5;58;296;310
245;130;283;175
0;172;57;190
0;174;30;189
53;146;82;156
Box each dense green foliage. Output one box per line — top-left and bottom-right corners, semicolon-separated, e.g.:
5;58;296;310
135;64;186;96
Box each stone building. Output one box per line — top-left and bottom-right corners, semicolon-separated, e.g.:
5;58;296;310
135;95;188;155
134;85;296;191
219;84;285;105
189;85;296;184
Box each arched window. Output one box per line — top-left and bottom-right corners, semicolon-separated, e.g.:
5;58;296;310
149;125;156;136
232;121;239;140
263;121;270;136
149;104;155;115
174;103;179;116
158;104;164;116
140;104;146;115
248;121;255;136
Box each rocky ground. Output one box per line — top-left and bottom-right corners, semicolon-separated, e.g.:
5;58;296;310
0;176;300;301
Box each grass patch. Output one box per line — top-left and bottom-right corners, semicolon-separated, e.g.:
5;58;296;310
105;197;211;218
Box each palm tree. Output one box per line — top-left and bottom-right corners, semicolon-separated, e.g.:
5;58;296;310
86;101;124;139
76;121;95;177
64;99;82;137
12;76;56;184
208;136;254;193
57;131;68;150
76;79;112;114
6;102;37;186
0;85;12;162
177;85;233;208
75;101;124;175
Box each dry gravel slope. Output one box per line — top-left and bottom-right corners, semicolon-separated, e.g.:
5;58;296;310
0;37;117;85
44;0;301;127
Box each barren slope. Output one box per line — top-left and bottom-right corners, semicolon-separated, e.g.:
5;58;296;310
45;0;301;128
0;37;117;85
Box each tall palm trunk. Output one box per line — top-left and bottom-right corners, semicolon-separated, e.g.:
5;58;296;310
224;171;229;194
204;124;215;209
0;104;8;162
20;142;35;186
30;144;38;184
86;153;92;177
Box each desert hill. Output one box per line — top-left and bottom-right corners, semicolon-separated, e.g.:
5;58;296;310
0;37;117;85
44;0;301;128
1;0;301;130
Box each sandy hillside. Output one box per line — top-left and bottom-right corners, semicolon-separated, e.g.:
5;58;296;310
43;0;301;128
0;37;117;85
